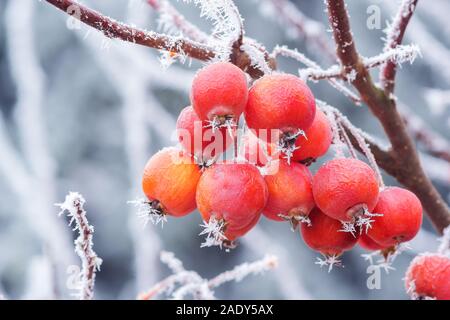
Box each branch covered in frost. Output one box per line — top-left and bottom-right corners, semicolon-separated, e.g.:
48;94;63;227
381;0;419;93
257;0;334;61
138;251;277;300
147;0;209;43
45;0;215;60
208;255;278;288
363;44;421;69
56;192;102;300
325;0;450;234
272;45;360;104
45;0;269;78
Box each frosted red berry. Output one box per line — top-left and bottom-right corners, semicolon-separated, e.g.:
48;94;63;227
196;162;268;241
405;254;450;300
142;147;201;217
245;74;316;134
242;130;279;167
367;187;422;247
358;234;387;251
300;207;359;256
292;109;332;163
191;62;248;124
312;158;379;222
176;106;234;161
263;160;314;224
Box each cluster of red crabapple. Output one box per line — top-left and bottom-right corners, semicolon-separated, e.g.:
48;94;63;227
139;61;450;298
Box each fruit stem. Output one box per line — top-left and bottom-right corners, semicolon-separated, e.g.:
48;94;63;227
277;130;306;164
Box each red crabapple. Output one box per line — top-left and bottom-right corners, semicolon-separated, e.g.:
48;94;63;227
196;162;268;245
191;62;248;131
263;160;314;228
358;234;387;251
142;147;202;217
241;130;279;167
312;158;379;223
176;106;234;163
245;74;316;161
367;187;422;247
301;207;358;264
405;254;450;300
292;109;332;164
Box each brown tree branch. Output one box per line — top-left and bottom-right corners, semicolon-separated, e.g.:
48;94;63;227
381;0;419;94
46;0;214;60
45;0;267;78
325;0;450;234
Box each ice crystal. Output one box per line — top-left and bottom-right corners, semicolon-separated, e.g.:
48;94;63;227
199;216;228;249
315;255;342;273
128;197;168;227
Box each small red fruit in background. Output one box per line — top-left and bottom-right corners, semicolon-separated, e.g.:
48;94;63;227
142;147;201;217
263;160;314;227
312;158;379;222
300;207;359;256
245;74;316;134
292;109;332;163
191;62;248;126
367;187;422;247
358;233;387;251
405;254;450;300
196;162;268;242
176;106;234;162
241;130;279;167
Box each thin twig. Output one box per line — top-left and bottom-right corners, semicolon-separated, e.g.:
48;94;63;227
56;192;102;300
381;0;419;93
272;45;361;104
147;0;209;43
138;251;277;300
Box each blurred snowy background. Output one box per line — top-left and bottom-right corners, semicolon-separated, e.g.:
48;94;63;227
0;0;449;299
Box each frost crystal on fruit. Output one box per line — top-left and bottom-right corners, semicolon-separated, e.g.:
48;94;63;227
277;129;306;164
361;242;410;274
339;206;383;237
315;254;342;273
128;198;168;227
199;216;228;249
